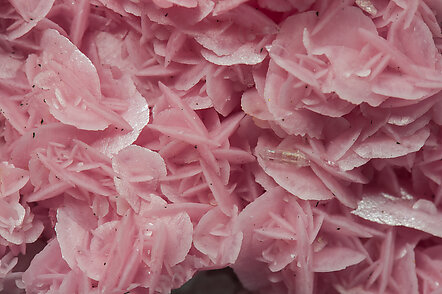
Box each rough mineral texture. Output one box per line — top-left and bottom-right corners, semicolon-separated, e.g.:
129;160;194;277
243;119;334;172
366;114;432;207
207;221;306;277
0;0;441;293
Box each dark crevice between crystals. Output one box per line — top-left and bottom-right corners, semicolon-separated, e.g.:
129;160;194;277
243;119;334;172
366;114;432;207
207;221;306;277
172;267;251;294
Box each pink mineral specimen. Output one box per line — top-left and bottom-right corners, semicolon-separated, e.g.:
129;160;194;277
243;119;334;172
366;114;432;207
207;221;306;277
0;0;441;293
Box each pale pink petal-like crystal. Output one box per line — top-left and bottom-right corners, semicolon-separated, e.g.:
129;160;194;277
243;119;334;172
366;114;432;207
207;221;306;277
0;0;441;293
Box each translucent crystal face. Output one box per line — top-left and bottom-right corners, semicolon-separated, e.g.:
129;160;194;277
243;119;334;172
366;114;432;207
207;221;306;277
259;148;310;167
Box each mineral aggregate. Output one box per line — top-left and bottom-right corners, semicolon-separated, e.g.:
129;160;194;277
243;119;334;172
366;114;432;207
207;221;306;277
0;0;441;293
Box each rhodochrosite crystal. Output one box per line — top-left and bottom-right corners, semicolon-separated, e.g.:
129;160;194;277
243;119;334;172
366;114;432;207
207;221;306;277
0;0;441;293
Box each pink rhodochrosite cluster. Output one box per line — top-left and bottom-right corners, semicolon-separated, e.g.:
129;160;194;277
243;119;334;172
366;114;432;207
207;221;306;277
0;0;441;293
